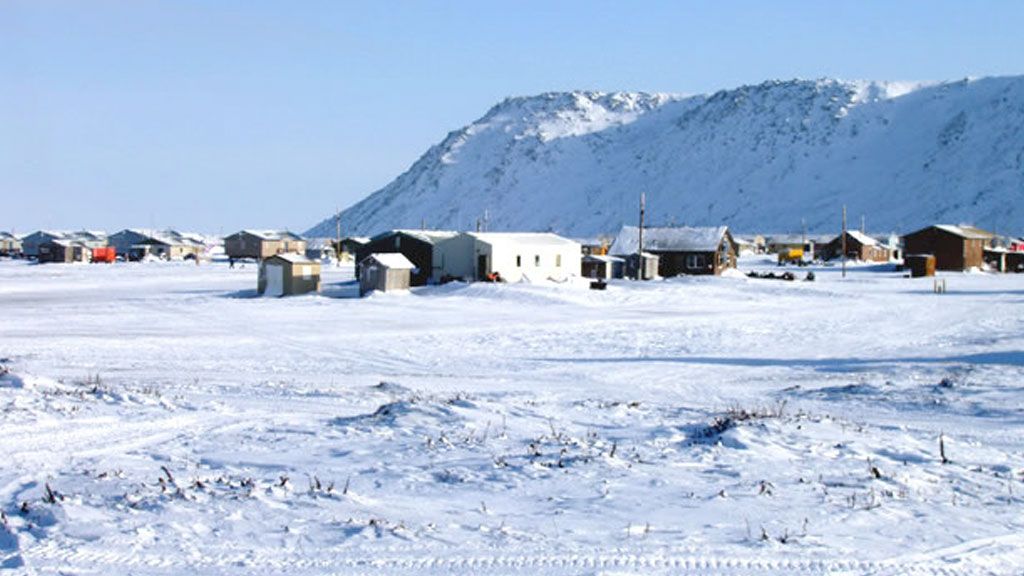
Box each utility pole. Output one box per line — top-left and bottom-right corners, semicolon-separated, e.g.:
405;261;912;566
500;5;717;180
637;192;646;280
335;208;342;267
861;214;866;235
842;205;848;279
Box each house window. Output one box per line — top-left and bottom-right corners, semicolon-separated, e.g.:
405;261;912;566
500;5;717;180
394;237;401;249
534;255;541;267
556;254;562;267
686;254;706;269
516;255;521;267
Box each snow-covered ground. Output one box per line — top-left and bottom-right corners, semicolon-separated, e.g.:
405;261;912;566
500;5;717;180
1;257;1023;574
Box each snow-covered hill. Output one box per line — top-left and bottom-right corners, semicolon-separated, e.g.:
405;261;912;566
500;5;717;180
307;77;1024;238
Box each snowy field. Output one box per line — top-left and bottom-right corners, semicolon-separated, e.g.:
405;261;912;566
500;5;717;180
1;257;1023;575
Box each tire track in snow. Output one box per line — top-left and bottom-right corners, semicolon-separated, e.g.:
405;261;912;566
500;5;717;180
20;544;991;575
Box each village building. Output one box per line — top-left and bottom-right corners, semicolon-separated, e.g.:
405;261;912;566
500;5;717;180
0;232;22;256
763;233;832;260
625;252;660;280
21;230;107;258
257;253;321;297
1006;251;1024;273
108;229;204;261
224;230;307;260
581;254;625;280
356;230;459;286
572;236;612;256
984;247;1010;272
37;239;91;263
21;231;69;257
359;253;416;295
609;225;738;276
821;231;891;262
432;232;581;283
339;236;370;262
304;238;337;261
902;225;994;271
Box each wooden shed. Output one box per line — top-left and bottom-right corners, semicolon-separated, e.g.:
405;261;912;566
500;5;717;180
258;253;321;297
902;225;993;271
359;253;415;296
905;254;936;277
582;254;625;280
609;225;738;277
356;230;458;286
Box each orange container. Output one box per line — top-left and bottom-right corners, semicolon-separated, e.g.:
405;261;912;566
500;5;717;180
91;246;116;263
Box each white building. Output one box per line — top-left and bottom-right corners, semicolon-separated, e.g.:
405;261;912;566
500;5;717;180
433;232;581;283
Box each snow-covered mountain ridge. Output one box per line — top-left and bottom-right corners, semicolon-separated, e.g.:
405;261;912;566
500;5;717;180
307;77;1024;238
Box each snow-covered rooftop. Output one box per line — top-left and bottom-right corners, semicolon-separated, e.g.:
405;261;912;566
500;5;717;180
364;252;415;269
468;232;579;248
267;252;315;265
610;225;729;254
236;230;304;241
845;230;879;246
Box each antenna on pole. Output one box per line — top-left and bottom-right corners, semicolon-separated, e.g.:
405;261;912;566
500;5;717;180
842;205;848;279
861;214;866;235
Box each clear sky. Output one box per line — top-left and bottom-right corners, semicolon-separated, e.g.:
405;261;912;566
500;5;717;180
3;1;1022;234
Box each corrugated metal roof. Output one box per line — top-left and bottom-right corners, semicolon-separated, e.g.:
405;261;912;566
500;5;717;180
610;225;729;254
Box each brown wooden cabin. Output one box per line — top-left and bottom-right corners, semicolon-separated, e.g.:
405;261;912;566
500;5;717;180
610;225;738;277
902;225;993;271
224;230;306;260
822;231;890;262
37;240;90;263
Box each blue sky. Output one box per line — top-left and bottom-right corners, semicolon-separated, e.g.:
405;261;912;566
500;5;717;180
3;1;1022;233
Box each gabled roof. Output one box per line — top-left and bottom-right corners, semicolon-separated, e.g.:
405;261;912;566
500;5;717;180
363;252;415;269
844;230;878;246
371;229;459;245
230;230;304;241
610;225;730;254
908;224;994;240
0;231;18;240
467;232;579;248
267;252;315;265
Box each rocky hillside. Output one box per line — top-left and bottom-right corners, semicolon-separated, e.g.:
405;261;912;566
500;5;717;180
307;77;1024;238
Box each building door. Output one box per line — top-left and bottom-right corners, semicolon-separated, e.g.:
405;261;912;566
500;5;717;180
477;254;488;280
265;264;285;297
